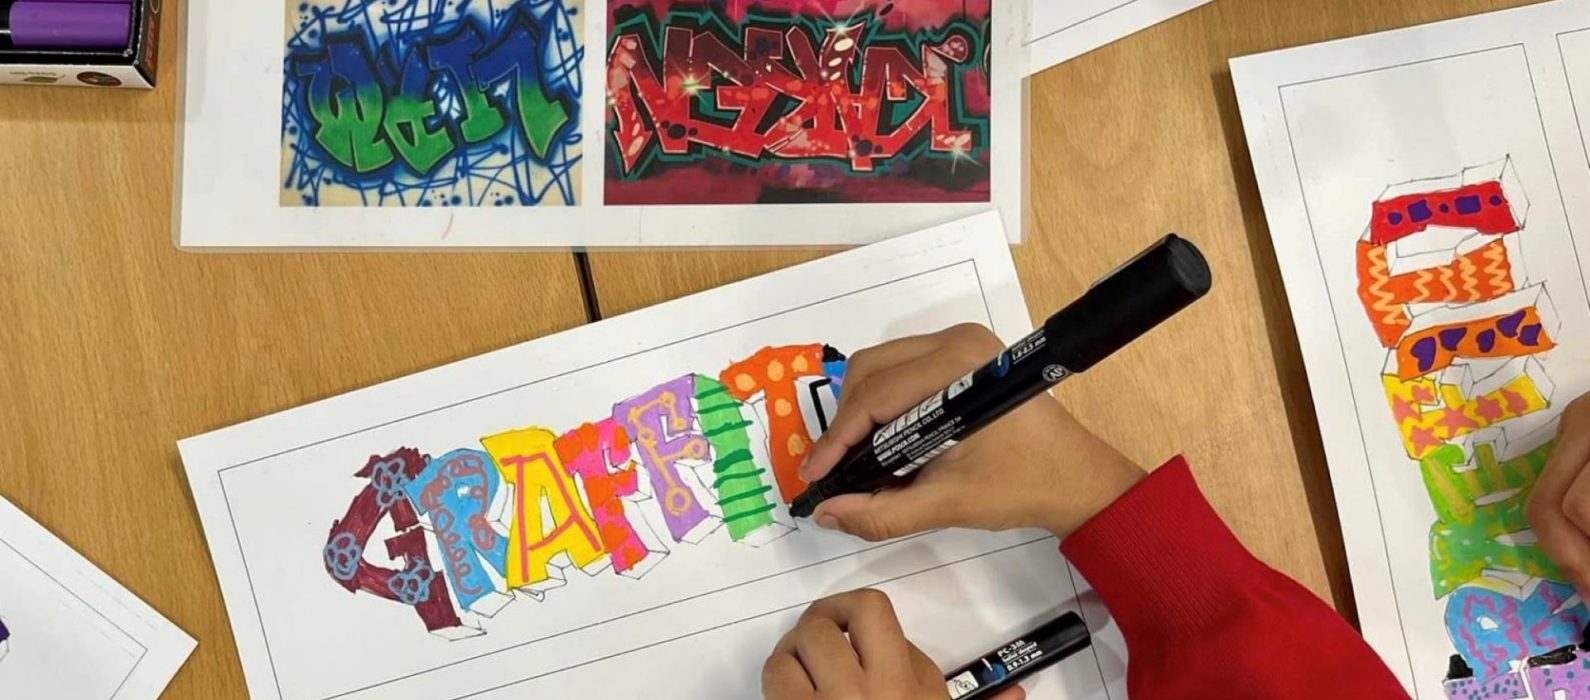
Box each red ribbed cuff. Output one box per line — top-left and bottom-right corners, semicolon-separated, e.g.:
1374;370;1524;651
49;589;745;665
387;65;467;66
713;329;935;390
1060;456;1261;649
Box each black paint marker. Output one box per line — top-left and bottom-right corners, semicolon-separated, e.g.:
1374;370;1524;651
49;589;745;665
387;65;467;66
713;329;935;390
789;234;1211;518
944;612;1092;699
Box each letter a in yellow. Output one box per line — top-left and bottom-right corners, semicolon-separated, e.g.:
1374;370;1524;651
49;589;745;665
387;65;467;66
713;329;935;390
481;427;606;590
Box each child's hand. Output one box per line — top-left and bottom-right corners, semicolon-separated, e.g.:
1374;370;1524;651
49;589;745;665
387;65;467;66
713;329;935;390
1527;393;1590;597
761;589;1023;700
802;324;1144;540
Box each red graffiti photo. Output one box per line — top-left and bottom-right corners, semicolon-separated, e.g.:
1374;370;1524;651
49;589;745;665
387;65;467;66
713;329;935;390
606;0;993;205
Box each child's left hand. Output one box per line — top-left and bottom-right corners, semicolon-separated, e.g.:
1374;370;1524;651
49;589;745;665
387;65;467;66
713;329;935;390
761;589;1024;700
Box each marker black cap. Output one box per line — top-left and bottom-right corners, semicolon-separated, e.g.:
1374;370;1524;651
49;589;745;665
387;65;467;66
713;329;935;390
1045;234;1211;373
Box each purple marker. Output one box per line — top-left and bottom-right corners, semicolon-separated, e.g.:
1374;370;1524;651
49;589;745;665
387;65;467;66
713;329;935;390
2;1;133;49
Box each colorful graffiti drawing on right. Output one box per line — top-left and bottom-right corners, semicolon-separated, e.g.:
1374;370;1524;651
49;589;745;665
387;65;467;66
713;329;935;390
1353;158;1590;699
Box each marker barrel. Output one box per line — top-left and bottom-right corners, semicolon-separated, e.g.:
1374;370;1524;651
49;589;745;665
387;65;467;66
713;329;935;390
4;1;133;49
789;235;1211;518
790;325;1067;517
944;612;1092;699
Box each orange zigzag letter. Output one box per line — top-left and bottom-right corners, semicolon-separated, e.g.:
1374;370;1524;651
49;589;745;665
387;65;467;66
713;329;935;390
1355;239;1514;347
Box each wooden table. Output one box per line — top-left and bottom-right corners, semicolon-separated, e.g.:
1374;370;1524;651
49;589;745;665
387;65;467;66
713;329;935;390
0;0;1547;695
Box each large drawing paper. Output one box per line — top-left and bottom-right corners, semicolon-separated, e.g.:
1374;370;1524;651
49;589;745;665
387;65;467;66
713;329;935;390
177;212;1128;699
1232;1;1590;697
1026;0;1209;75
0;494;195;699
175;0;1028;247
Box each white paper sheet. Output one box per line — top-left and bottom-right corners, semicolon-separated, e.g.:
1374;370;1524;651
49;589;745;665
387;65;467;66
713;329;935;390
1232;1;1590;697
1025;0;1210;75
174;0;1028;248
0;495;195;699
177;211;1127;700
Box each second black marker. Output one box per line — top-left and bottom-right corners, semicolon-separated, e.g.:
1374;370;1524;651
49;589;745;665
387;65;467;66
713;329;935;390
789;234;1213;519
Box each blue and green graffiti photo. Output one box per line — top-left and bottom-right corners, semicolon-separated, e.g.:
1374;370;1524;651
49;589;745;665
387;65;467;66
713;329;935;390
281;0;583;207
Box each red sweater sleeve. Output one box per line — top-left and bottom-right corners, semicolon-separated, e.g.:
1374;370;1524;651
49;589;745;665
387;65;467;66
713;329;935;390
1059;457;1409;699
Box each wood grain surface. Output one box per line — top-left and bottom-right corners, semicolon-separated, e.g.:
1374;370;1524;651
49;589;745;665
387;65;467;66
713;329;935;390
0;5;589;697
0;0;1552;696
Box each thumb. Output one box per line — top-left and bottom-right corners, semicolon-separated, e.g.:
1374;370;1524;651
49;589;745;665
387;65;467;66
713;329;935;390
988;687;1027;700
811;486;951;542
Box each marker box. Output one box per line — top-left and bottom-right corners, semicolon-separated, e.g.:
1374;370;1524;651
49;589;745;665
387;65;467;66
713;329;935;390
0;0;160;88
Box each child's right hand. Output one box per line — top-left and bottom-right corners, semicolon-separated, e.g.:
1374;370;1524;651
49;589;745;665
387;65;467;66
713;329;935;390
1527;393;1590;597
800;324;1145;541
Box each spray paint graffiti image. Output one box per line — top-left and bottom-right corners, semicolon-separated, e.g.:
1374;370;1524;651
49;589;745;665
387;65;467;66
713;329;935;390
322;344;848;637
1349;158;1588;699
0;614;9;664
281;0;583;207
606;0;993;205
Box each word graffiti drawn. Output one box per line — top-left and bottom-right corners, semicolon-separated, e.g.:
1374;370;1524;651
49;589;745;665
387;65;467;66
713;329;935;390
605;0;993;205
322;344;848;636
282;0;582;208
1349;158;1585;699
